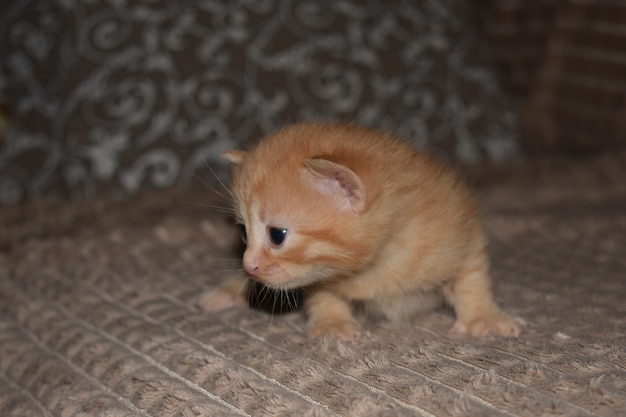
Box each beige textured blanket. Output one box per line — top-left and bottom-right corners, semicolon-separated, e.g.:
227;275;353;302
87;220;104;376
1;156;625;417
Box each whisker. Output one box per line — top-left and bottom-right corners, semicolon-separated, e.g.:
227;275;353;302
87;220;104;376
181;202;236;216
293;290;302;312
237;274;250;306
280;285;290;316
259;284;271;317
287;287;308;332
210;268;245;277
188;134;235;199
200;156;235;201
207;206;237;216
270;287;278;324
192;172;232;201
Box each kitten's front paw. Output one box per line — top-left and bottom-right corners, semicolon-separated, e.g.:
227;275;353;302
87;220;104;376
307;319;361;341
198;287;248;312
451;313;521;337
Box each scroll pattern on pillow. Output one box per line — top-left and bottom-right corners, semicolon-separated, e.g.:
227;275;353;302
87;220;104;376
0;0;520;205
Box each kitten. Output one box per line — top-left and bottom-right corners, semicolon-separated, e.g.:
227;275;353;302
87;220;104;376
199;122;520;340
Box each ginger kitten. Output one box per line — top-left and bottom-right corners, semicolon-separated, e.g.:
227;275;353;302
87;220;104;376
200;122;520;340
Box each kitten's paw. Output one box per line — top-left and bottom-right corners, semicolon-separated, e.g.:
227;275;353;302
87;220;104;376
451;313;521;337
307;319;361;341
198;287;247;312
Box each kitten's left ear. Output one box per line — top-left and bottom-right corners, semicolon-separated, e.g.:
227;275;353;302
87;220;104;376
222;150;248;165
304;158;366;213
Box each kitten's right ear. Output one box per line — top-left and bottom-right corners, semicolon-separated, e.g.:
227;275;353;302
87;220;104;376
304;158;366;213
222;150;248;165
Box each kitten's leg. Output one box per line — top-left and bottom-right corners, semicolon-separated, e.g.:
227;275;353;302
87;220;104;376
305;291;360;341
444;248;520;337
198;273;249;312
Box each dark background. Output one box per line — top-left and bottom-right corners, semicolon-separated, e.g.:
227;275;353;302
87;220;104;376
1;0;624;205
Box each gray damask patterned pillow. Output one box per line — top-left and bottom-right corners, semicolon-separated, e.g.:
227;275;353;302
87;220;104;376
0;0;520;205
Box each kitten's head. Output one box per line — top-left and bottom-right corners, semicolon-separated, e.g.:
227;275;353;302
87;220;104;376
223;130;373;290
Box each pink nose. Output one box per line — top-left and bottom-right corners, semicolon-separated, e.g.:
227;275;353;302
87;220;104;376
243;261;259;277
243;252;261;277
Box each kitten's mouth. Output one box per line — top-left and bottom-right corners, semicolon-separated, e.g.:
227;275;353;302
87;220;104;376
249;268;331;291
248;275;301;291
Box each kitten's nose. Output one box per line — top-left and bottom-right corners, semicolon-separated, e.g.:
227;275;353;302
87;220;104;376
243;252;260;277
243;261;259;277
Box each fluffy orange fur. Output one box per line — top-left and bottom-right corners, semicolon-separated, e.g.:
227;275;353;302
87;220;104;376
199;122;520;340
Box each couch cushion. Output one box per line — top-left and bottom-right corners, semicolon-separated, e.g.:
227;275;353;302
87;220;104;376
0;0;521;204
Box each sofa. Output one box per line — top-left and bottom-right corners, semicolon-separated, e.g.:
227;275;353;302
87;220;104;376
1;1;625;416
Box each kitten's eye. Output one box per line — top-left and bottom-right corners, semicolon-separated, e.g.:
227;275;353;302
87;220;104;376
240;224;247;244
268;227;287;246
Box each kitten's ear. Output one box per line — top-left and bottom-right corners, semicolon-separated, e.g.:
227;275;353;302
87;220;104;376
304;158;366;213
222;150;248;165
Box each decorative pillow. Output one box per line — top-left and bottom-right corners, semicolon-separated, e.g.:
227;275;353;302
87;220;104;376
0;0;521;205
